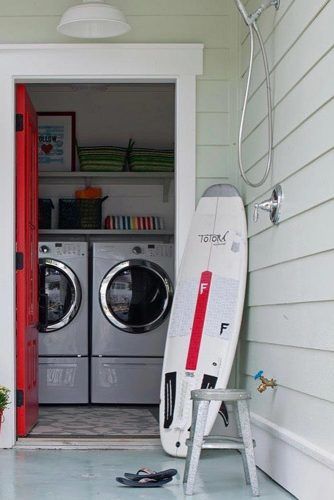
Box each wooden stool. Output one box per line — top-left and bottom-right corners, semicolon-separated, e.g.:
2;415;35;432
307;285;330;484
183;389;259;496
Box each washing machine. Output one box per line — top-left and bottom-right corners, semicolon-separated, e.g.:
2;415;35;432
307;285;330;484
91;241;174;404
38;241;89;404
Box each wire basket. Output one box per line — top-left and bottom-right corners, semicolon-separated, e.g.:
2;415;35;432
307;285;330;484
38;199;54;229
58;197;108;229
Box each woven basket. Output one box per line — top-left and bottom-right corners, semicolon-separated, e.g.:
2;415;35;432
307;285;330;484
59;197;108;229
38;199;54;229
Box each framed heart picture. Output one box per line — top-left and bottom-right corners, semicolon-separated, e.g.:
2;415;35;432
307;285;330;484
38;112;76;171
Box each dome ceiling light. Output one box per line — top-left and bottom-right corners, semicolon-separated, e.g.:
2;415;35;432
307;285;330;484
57;0;131;39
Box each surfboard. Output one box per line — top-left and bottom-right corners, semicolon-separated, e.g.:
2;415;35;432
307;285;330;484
159;184;248;458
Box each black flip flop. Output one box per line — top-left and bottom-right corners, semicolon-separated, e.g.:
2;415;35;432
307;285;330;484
124;467;177;481
116;476;173;488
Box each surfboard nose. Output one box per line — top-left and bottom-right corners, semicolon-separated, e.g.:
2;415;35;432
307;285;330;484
203;184;241;198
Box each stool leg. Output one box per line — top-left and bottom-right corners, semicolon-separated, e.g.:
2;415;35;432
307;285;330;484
237;400;259;497
184;400;210;495
235;404;251;485
183;399;201;484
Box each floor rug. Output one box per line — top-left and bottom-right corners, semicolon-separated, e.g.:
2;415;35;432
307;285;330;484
29;405;159;437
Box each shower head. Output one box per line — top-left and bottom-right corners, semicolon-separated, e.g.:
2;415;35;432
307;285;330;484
234;0;280;26
235;0;279;187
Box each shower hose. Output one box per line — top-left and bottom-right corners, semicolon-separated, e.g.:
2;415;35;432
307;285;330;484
238;21;273;187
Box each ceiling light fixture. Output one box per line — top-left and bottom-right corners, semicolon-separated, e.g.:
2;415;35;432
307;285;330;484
57;0;131;39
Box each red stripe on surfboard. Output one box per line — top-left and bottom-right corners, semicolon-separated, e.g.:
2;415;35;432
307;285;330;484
186;271;212;370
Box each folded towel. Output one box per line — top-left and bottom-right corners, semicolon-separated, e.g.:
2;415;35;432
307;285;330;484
131;166;174;172
78;146;127;172
105;215;164;230
129;147;174;172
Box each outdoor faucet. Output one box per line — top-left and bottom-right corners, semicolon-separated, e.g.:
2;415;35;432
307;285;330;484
254;370;277;393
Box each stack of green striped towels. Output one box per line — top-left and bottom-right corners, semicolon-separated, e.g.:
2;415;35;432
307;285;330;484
77;143;174;173
78;146;127;172
129;148;174;172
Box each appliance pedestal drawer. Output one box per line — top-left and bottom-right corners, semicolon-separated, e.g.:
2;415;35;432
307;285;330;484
39;356;89;404
91;357;163;404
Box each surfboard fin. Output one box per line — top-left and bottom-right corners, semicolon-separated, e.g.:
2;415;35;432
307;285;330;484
201;374;218;389
164;372;176;428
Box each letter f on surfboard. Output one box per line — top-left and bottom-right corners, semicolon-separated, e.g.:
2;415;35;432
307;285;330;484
186;271;212;371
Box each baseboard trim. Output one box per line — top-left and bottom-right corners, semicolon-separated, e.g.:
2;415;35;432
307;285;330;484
15;437;162;450
251;411;334;471
251;421;334;500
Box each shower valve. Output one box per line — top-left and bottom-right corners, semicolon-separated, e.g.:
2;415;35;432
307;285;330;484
253;184;282;225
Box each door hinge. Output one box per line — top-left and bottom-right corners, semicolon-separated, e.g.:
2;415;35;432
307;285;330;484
16;113;24;132
16;389;24;408
16;252;24;270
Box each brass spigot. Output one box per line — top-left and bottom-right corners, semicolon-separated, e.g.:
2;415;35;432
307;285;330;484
254;371;277;393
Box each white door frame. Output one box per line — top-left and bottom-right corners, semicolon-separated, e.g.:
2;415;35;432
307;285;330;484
0;43;203;448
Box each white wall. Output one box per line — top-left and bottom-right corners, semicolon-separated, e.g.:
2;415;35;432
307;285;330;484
39;182;175;233
238;1;334;498
28;83;175;153
30;83;175;231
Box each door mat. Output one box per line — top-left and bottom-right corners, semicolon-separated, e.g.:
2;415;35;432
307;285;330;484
29;405;159;437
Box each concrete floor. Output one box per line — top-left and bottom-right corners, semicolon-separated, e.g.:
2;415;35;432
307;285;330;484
0;448;294;500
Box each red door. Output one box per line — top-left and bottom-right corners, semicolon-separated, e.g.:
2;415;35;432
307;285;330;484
16;84;39;436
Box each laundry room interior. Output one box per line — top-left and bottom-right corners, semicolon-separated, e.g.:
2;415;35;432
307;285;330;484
27;82;176;438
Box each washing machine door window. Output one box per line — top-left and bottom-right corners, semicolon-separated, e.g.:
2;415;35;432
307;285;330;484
100;259;173;334
39;258;82;332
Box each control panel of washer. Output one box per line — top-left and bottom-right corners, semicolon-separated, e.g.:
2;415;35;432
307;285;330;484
145;244;174;258
39;242;86;256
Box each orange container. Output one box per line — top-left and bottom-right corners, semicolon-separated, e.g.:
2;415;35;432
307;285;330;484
75;187;102;199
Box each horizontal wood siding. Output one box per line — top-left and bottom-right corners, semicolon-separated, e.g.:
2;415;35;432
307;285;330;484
239;0;334;497
0;1;239;199
0;1;234;17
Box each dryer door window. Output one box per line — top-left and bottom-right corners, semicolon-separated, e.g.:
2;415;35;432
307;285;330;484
39;258;82;332
100;259;173;334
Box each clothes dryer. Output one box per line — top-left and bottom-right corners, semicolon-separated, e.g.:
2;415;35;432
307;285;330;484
91;242;174;404
38;241;89;404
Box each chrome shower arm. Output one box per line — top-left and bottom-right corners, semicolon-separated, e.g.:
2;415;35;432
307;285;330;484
249;0;280;25
234;0;279;26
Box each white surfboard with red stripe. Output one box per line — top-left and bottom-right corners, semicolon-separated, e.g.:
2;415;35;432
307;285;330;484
160;184;247;457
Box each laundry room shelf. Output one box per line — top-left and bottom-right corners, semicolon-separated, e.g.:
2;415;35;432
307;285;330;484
39;171;174;202
39;229;173;236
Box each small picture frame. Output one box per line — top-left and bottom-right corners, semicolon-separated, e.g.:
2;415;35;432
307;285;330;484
38;112;76;171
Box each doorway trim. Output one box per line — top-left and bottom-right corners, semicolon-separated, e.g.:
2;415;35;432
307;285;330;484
0;43;203;448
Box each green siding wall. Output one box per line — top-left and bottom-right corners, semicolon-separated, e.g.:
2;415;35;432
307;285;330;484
0;0;238;199
238;0;334;498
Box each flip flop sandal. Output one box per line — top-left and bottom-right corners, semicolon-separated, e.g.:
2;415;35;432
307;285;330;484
124;467;177;481
116;476;173;488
